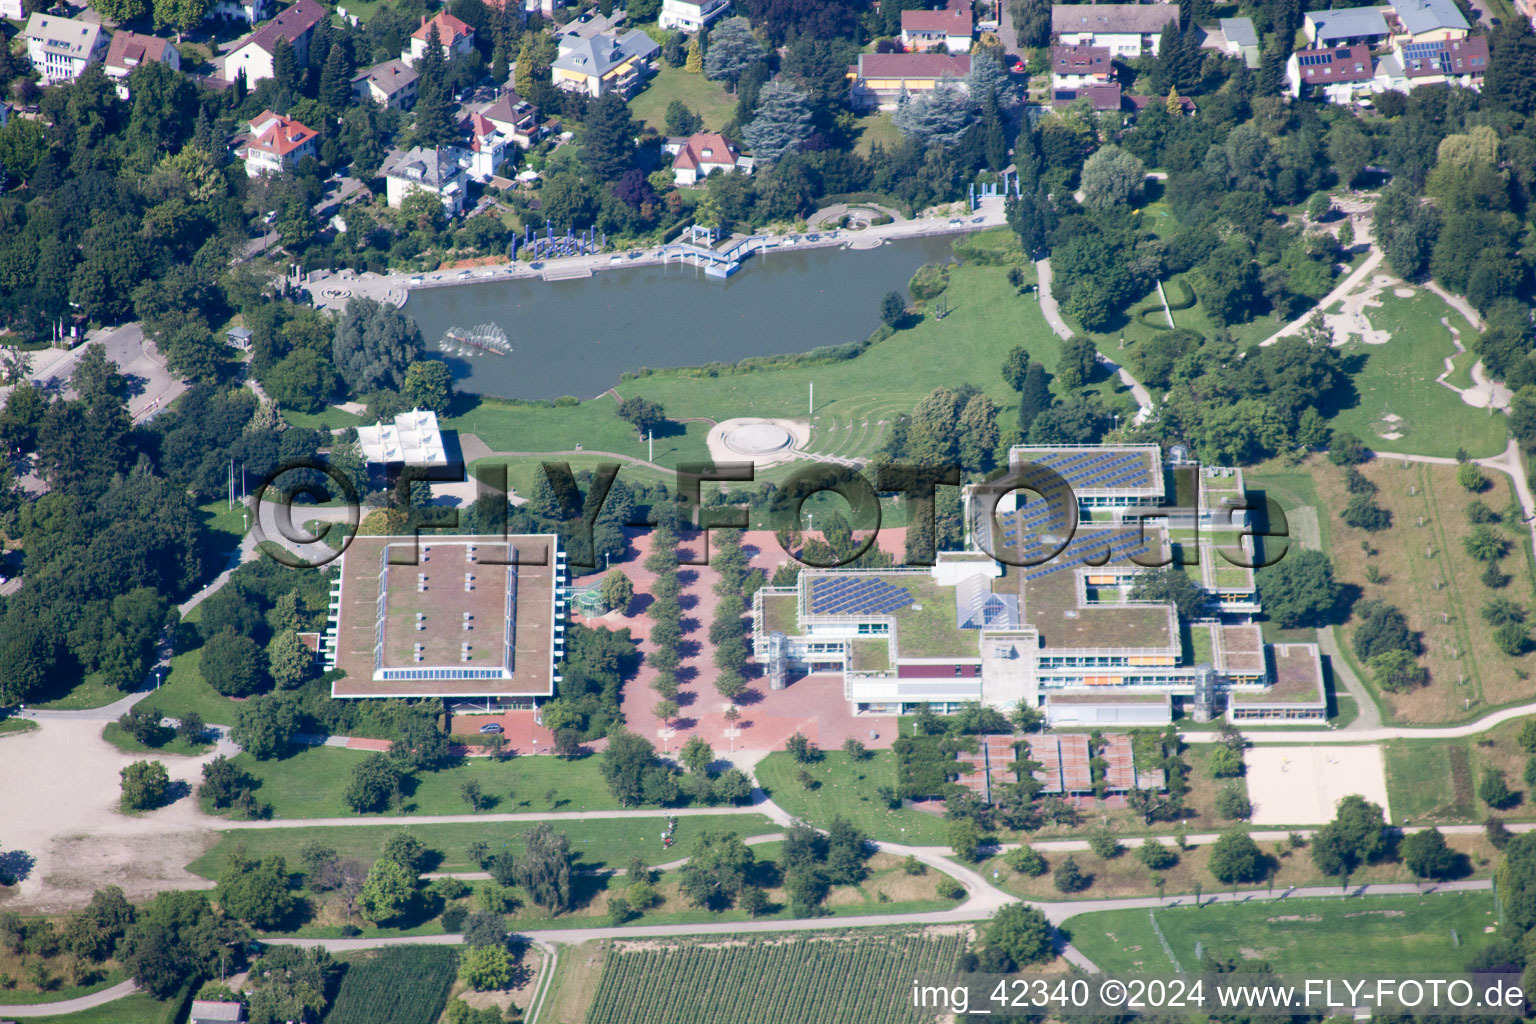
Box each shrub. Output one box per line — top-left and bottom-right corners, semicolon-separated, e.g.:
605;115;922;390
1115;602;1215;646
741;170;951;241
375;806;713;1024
1005;846;1048;876
1053;855;1089;893
440;904;468;933
936;877;965;899
1086;828;1122;859
1137;842;1178;871
1215;785;1253;820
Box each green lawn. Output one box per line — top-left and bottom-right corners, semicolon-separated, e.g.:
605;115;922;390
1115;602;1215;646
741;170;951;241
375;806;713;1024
1385;738;1475;824
1066;891;1500;975
278;405;366;431
853;112;903;157
187;813;781;878
1326;290;1507;459
134;643;246;726
10;992;179;1024
755;750;952;845
203;746;640;819
0;718;39;736
29;674;130;711
627;65;738;133
101;721;215;758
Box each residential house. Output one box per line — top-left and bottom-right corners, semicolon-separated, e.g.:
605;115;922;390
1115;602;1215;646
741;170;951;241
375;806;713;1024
658;0;730;32
104;31;180;99
460;111;513;180
244;110;319;176
383;145;467;213
23;14;107;85
849;51;971;111
1050;43;1113;89
551;29;659;97
206;0;272;25
404;11;475;64
226;326;254;351
1302;7;1391;47
665;132;750;184
480;89;544;147
1050;4;1180;57
1373;34;1487;90
0;0;24;19
188;1001;245;1024
1050;81;1122;110
1285;42;1375;102
224;0;328;84
1218;17;1259;67
1389;0;1469;41
900;3;974;52
352;57;419;109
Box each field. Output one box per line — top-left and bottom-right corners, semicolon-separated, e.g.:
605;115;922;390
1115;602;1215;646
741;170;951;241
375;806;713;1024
1066;891;1499;974
985;831;1497;902
326;946;458;1024
1316;458;1536;722
0;969;128;1008
1385;716;1536;824
200;746;630;819
10;992;180;1024
627;65;738;134
1325;290;1506;459
582;928;972;1024
186;814;781;877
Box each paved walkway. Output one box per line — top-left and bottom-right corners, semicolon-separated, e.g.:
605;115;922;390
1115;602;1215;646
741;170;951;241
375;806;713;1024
1316;626;1384;730
1259;247;1385;348
1034;258;1154;426
0;980;141;1018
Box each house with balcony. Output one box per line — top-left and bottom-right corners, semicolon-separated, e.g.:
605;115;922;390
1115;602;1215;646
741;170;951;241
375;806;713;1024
551;29;659;98
1303;6;1392;47
1050;4;1180;58
460;111;514;180
383;145;467;214
224;0;328;84
1050;43;1113;88
103;31;180;99
352;58;419;109
900;2;974;52
1372;34;1487;91
1285;42;1376;102
243;110;318;177
23;14;107;85
206;0;271;25
658;0;730;32
752;443;1324;725
480;89;545;147
849;51;971;110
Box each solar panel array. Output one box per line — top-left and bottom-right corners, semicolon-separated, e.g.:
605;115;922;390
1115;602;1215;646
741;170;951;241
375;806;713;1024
1298;51;1333;65
1020;531;1156;582
1401;40;1443;58
807;576;915;616
1022;450;1155;491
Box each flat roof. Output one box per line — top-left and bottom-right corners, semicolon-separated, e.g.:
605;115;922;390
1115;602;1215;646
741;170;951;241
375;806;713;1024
1216;623;1266;674
1008;444;1165;497
330;535;557;698
1059;733;1093;791
1046;691;1172;704
1026;736;1064;793
1231;644;1327;706
1007;528;1178;652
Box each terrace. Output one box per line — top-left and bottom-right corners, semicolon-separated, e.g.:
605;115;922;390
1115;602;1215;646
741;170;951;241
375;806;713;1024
1006;530;1178;653
1231;643;1327;706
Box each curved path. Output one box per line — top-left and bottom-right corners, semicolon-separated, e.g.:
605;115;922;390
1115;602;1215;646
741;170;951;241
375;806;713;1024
1033;259;1154;426
0;980;141;1018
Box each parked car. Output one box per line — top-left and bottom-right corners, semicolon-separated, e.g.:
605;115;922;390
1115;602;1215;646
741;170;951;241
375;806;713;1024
479;722;504;734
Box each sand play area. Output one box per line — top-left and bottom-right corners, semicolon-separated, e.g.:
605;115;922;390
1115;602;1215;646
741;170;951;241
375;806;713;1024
1244;745;1392;825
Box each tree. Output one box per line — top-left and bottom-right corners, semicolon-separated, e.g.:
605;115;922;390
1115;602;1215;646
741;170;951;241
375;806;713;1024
332;297;425;396
1016;362;1052;435
400;360;454;413
704;18;764;85
246;946;338;1024
1007;845;1048;876
1128;566;1207;621
880;290;906;326
583;92;641;182
91;0;148;21
1053;854;1088;892
1002;346;1031;393
600;730;662;807
1342;493;1391;531
116;759;170;814
1137;841;1178;871
319;42;353;115
948;819;984;862
1370;649;1428;692
1466;525;1509;562
266;631;314;692
892;85;975;146
1485;14;1536;117
740;82;812;163
515;823;575;913
119;892;248;999
1215;786;1252;820
1079;146;1146;211
982;904;1052;970
460;943;514;990
617;396;667;438
344;753;403;813
1256;550;1340;628
358;857;415;923
1481;767;1517;809
218;853;294;930
383;832;431;873
1401;828;1459;880
600;570;634;612
786;731;821;763
685;34;704;72
1208;827;1263;884
1517;717;1536;753
231;694;298;760
663;100;702;137
680;830;755;908
263;350;336;414
202;628;268;697
152;0;210;40
413;27;458;149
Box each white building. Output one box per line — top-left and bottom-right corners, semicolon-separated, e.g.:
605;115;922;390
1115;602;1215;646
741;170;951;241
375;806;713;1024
351;57;419;109
244;110;318;177
1050;3;1180;58
664;132;750;185
205;0;271;25
357;408;448;466
404;10;475;64
24;14;107;85
900;3;974;53
460;112;513;180
658;0;730;32
480;89;544;148
224;0;328;85
0;0;25;20
383;146;467;214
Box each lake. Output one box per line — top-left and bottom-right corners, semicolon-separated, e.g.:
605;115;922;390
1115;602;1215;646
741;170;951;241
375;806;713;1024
404;234;958;401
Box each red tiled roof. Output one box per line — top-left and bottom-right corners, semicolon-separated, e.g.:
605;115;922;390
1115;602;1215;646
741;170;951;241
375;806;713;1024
1053;43;1112;74
105;30;174;72
672;132;740;171
412;10;474;42
901;6;972;34
240;0;327;57
1294;42;1375;84
1051;81;1122;109
250;111;317;157
857;52;972;78
1403;34;1488;77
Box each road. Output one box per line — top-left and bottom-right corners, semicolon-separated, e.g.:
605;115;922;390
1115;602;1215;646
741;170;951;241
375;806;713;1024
0;324;185;425
0;980;142;1018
